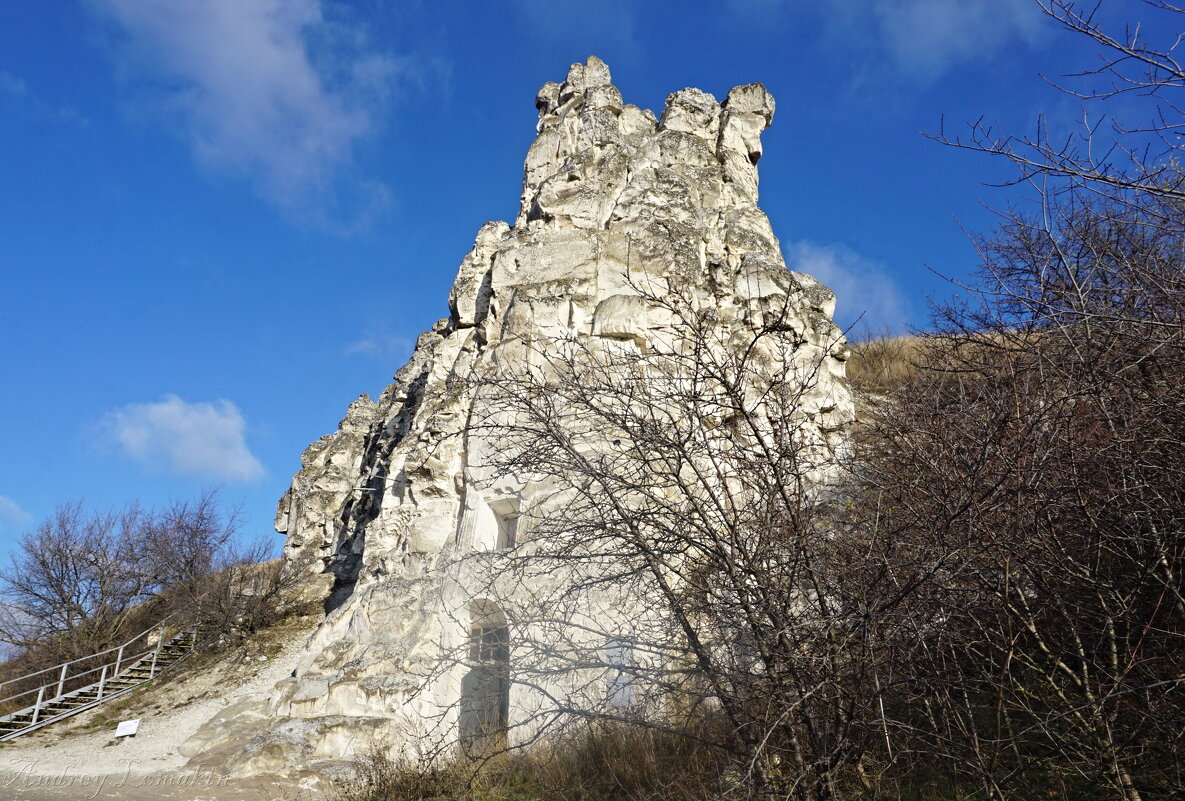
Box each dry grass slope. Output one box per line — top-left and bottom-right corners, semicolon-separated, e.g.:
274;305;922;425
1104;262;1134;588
333;720;732;801
844;335;921;397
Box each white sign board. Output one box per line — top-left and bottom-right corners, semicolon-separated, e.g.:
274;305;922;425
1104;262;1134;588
114;719;140;738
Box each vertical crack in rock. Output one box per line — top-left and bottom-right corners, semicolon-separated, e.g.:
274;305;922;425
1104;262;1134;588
184;56;855;776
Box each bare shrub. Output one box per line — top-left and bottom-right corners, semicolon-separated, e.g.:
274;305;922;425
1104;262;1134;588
333;746;469;801
848;198;1185;801
442;277;885;800
0;490;293;680
188;551;307;646
0;498;209;664
334;719;730;801
889;5;1185;794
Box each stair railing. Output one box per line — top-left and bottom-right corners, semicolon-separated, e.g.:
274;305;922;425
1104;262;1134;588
0;609;199;728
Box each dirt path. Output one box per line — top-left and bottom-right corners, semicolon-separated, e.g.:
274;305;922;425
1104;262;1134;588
0;616;326;800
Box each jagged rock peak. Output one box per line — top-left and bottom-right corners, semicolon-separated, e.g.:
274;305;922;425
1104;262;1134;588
272;54;845;606
519;56;777;228
189;57;852;778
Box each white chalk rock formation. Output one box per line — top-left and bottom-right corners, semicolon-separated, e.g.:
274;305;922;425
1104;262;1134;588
183;56;853;775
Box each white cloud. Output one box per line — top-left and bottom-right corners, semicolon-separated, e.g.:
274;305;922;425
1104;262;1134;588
91;0;397;215
104;394;264;482
785;240;910;334
0;496;32;532
868;0;1042;78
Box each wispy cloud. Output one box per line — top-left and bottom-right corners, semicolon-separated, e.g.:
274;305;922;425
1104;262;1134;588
866;0;1042;78
0;71;29;97
511;0;636;49
786;240;910;334
0;496;32;532
0;70;91;127
731;0;1041;79
90;0;399;222
103;394;264;482
345;332;414;361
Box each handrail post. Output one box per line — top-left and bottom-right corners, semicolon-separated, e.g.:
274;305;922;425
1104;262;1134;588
56;663;67;699
151;624;165;677
31;686;45;725
98;665;108;699
114;644;124;676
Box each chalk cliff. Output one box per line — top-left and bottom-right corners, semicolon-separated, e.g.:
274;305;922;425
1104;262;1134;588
182;56;853;775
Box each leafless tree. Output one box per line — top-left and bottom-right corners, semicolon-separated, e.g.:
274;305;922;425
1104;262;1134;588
348;6;1185;800
934;1;1185;212
429;277;909;801
0;490;289;670
0;501;156;661
856;2;1185;791
851;190;1185;801
439;5;1185;797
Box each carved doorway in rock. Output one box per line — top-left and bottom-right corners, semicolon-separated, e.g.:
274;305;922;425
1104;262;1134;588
460;600;509;755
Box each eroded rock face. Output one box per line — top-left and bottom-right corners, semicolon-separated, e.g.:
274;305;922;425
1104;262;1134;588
184;56;853;776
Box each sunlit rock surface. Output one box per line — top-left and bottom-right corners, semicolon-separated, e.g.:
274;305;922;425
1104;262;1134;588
184;56;853;776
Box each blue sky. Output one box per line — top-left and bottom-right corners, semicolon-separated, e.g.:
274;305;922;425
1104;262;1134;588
0;1;1162;552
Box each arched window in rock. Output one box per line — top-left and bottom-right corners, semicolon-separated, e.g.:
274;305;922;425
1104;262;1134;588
460;600;510;754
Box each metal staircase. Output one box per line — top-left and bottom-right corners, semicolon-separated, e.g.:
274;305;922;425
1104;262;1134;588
0;618;203;741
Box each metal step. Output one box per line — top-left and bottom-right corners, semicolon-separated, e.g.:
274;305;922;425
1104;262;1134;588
0;626;202;741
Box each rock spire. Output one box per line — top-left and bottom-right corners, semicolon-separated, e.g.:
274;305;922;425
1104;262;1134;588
182;56;853;775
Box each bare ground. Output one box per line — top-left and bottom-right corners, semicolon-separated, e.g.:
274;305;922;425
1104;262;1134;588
0;615;326;801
